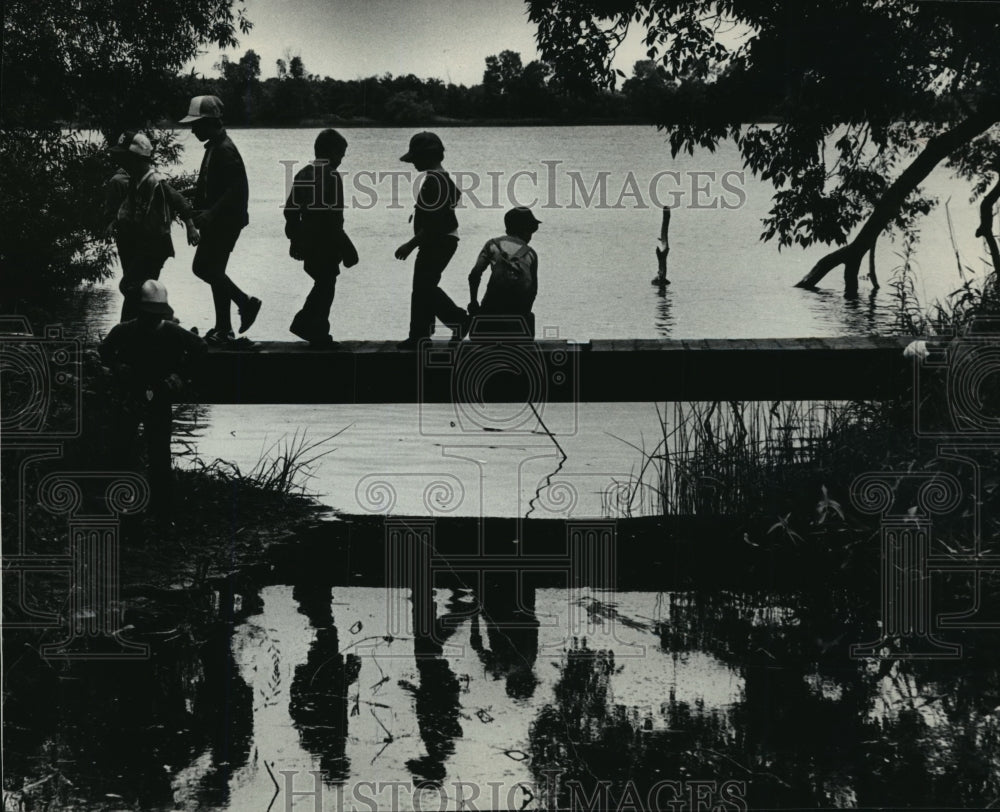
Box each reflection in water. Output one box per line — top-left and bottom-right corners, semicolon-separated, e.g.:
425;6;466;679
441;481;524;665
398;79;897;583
180;625;256;808
803;283;901;335
653;285;674;336
840;287;884;334
470;573;540;700
7;586;1000;810
401;579;466;786
288;582;359;785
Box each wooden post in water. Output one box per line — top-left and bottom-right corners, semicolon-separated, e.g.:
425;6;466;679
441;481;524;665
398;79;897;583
652;205;671;285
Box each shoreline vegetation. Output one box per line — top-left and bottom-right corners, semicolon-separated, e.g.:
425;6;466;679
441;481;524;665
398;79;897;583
59;114;785;130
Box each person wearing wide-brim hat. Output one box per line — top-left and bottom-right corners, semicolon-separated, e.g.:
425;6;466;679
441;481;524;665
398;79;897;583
105;130;200;322
394;131;470;349
99;280;207;517
178;94;262;345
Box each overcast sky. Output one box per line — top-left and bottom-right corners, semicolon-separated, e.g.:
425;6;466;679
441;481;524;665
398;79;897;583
188;0;650;86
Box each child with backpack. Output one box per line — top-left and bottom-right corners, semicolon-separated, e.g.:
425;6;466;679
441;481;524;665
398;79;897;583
466;206;542;338
283;128;357;348
106;131;199;321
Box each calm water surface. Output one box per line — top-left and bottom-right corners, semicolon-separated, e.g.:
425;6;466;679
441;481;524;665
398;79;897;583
70;125;991;517
9;581;999;810
16;126;995;811
83;125;989;342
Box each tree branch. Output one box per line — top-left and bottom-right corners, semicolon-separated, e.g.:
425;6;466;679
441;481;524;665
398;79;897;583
975;170;1000;274
796;107;1000;291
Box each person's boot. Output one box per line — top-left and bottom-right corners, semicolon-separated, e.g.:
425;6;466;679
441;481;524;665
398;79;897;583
205;327;235;346
239;296;262;333
289;311;317;342
449;313;471;346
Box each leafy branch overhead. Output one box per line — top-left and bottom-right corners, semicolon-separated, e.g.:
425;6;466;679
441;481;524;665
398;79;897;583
1;0;253;301
528;0;1000;293
3;0;252;134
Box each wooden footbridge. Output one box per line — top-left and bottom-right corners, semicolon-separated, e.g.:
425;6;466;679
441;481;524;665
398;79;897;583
192;335;915;403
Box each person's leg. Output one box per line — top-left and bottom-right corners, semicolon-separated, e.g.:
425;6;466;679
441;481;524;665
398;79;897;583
427;238;468;337
409;239;458;339
193;237;229;331
123;254;168;321
119;273;141;322
432;286;466;327
193;232;251;333
299;258;338;338
145;256;165;282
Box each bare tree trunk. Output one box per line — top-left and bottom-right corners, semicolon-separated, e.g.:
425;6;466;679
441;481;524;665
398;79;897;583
868;233;879;289
976;172;1000;274
796;109;999;292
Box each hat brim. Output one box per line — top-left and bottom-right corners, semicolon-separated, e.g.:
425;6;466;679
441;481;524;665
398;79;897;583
137;301;174;317
400;147;441;162
179;113;204;124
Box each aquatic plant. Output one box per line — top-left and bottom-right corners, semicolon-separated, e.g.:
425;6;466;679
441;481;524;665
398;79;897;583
182;427;347;498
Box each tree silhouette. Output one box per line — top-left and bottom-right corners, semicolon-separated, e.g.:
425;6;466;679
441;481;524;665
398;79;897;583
527;0;1000;294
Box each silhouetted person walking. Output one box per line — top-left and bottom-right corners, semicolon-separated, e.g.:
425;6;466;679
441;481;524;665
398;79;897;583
180;95;261;344
284;129;357;347
395;132;469;349
104;130;199;321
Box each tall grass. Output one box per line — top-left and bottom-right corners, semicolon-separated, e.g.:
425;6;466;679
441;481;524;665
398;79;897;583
889;213;1000;337
614;213;998;521
611;400;863;518
181;427;348;498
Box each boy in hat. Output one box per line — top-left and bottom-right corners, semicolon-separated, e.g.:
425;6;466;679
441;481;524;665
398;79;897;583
394;131;470;349
283;128;353;347
180;95;262;344
105;130;200;321
467;206;542;338
100;280;207;516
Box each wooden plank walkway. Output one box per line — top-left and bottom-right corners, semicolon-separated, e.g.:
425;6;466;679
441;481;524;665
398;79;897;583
190;336;915;404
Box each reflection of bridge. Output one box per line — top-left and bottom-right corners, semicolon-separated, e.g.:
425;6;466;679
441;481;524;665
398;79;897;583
190;336;912;403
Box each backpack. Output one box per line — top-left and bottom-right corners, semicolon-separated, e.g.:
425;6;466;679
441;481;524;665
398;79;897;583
488;240;534;298
117;170;170;238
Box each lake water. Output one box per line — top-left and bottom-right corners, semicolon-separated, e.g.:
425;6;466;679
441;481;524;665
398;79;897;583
88;125;991;341
9;578;999;810
13;127;999;810
78;125;993;516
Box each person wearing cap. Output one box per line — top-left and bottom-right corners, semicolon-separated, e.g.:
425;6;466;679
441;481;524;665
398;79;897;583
100;280;208;516
180;95;261;344
394;131;470;349
467;207;542;338
283;128;354;348
105;130;200;321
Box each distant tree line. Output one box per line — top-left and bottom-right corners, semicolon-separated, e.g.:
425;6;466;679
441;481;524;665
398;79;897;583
169;49;750;126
